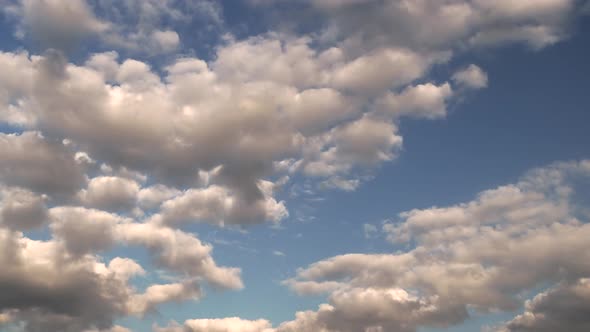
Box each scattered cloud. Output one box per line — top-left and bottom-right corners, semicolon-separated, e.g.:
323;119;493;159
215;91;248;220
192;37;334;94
0;0;588;330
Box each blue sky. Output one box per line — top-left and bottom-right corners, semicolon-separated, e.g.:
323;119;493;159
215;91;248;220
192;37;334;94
0;1;590;332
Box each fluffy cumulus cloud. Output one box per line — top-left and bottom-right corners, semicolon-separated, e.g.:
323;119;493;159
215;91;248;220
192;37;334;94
0;186;48;230
0;0;588;331
2;0;223;53
0;228;205;332
155;317;274;332
78;176;140;212
497;279;590;332
156;160;590;331
0;207;240;330
306;0;579;50
278;160;590;331
0;132;87;197
452;64;488;89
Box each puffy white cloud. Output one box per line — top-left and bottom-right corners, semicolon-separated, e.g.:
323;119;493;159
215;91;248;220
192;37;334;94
150;30;180;53
137;184;181;210
0;36;454;222
49;206;124;256
0;228;146;331
0;204;242;330
78;176;140;212
303;115;402;179
0;1;587;329
283;88;359;136
0;51;36;127
0;132;87;196
213;36;322;88
116;222;243;290
452;64;488;89
0;187;48;230
2;0;222;53
277;287;467;332
283;160;590;331
96;0;223;54
330;48;434;95
7;0;575;208
308;0;579;51
7;0;108;49
498;279;590;331
126;282;201;316
155;317;274;332
376;82;453;119
47;206;243;288
153;184;287;227
83;326;132;332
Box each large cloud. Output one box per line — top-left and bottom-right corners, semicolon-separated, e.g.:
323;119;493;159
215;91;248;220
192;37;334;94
306;0;579;51
498;279;590;332
152;160;590;331
0;1;588;331
0;38;453;225
0;228;203;332
49;206;243;289
0;203;242;330
0;132;87;197
280;160;590;331
0;186;48;231
155;317;274;332
2;0;223;53
1;0;584;227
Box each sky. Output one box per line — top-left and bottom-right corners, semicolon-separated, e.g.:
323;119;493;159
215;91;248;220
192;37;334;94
0;1;590;332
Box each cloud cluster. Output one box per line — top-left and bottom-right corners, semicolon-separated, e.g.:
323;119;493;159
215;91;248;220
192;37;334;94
0;204;241;330
0;228;205;332
0;38;451;225
2;0;584;229
2;0;223;53
155;159;590;331
155;317;274;332
307;0;579;51
275;160;590;331
498;279;590;332
0;0;588;331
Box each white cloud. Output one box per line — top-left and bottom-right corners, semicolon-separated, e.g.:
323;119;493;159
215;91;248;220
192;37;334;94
452;64;488;89
49;206;124;256
308;0;579;51
153;184;288;227
13;0;108;49
377;82;453;119
0;186;48;230
2;0;223;54
498;279;590;332
116;222;243;290
330;48;434;95
0;1;587;330
155;317;274;332
126;282;201;316
137;184;181;210
150;30;180;53
0;132;87;196
0;228;185;331
78;176;140;212
283;160;590;331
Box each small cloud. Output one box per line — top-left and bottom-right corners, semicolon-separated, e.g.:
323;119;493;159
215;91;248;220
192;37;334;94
363;223;378;239
452;64;488;89
273;250;286;257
